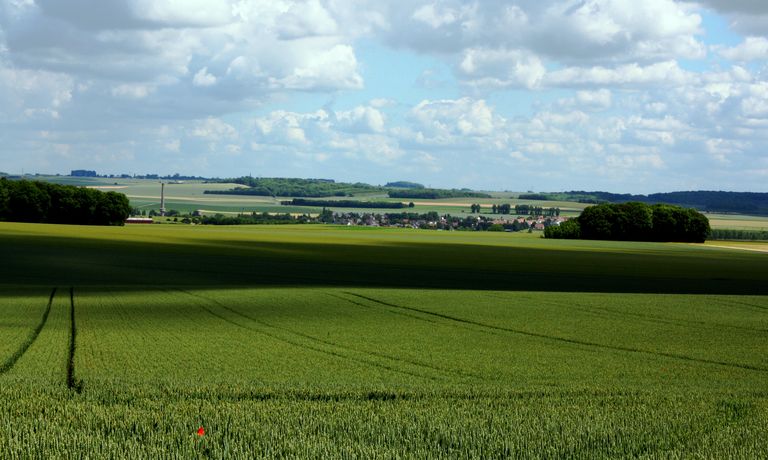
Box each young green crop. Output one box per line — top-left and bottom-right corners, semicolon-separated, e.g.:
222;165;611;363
0;222;766;457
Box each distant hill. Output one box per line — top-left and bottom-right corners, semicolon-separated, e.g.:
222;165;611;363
520;191;768;215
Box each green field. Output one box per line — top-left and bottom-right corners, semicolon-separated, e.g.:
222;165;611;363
26;176;589;216
1;223;767;457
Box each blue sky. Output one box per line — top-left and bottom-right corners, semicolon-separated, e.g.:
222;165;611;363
1;0;767;193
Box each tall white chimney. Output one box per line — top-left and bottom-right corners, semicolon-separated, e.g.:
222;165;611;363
160;182;166;216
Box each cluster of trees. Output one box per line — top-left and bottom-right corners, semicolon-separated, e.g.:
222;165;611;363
70;170;97;177
517;193;550;200
514;205;560;216
545;202;710;242
492;204;512;214
284;198;408;209
710;229;768;241
0;178;130;226
469;203;561;216
388;189;491;199
200;212;311;225
385;181;424;189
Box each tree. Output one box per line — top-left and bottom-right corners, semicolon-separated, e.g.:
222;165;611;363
544;219;581;239
95;191;131;226
0;178;10;219
319;207;334;223
577;202;709;242
7;180;51;222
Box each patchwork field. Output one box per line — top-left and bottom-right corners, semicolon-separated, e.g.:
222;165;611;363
1;223;767;457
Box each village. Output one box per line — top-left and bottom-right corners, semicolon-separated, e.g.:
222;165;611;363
331;211;570;232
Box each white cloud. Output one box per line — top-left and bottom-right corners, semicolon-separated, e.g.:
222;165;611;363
741;83;768;118
459;48;546;89
335;106;385;133
111;83;152;99
252;110;329;146
192;117;237;141
412;3;459;29
275;0;338;39
576;89;612;110
705;138;750;163
270;44;363;90
411;98;502;139
719;37;768;61
604;153;664;170
545;61;692;87
192;67;217;87
0;64;73;122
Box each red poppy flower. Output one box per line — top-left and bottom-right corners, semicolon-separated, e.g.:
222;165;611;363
197;426;205;436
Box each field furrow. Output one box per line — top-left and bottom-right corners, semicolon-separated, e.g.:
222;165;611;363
180;289;452;383
0;288;70;386
343;290;768;375
0;288;56;375
180;289;481;381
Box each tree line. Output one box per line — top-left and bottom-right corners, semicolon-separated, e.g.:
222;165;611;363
469;203;560;216
200;212;311;225
388;189;491;199
284;198;408;209
545;202;710;242
0;178;131;226
206;177;383;198
709;229;768;241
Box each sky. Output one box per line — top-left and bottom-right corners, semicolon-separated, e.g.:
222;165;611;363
1;1;767;193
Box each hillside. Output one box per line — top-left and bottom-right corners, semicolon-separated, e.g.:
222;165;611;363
521;190;768;215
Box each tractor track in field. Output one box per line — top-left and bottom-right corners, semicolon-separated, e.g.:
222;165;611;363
67;287;83;392
326;293;439;324
344;292;768;374
0;288;57;375
484;293;768;334
176;289;455;382
716;298;768;314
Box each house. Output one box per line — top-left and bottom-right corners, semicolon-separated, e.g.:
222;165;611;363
126;217;153;224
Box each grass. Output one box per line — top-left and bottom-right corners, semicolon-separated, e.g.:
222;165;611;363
0;222;767;457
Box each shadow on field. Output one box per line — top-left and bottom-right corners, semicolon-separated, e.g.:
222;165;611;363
1;233;767;295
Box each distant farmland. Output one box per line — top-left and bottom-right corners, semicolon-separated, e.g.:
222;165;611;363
1;223;767;457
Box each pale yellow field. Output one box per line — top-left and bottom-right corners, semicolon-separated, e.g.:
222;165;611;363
703;241;768;252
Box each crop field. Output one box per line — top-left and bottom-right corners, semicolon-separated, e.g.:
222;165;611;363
706;213;768;231
1;222;767;457
28;175;590;216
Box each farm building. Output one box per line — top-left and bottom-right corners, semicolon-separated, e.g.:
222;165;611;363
125;217;154;224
